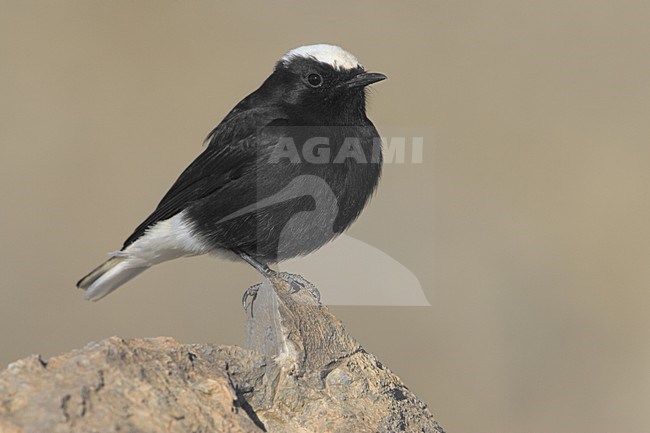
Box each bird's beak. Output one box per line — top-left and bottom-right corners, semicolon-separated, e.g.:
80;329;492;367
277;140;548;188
342;71;387;89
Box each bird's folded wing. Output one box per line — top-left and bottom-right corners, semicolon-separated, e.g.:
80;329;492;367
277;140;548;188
121;109;288;249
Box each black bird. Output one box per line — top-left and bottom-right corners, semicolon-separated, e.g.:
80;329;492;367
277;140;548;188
77;44;386;301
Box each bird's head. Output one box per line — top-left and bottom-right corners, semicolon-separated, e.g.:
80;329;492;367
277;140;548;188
258;44;387;124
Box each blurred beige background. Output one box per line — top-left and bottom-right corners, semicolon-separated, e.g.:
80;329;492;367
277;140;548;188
2;1;649;432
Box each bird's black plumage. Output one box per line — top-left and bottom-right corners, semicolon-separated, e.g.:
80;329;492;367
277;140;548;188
78;44;386;300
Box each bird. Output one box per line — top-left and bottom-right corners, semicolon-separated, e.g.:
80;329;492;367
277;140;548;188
77;44;386;302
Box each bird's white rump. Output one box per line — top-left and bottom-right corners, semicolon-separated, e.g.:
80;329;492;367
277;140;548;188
80;211;211;301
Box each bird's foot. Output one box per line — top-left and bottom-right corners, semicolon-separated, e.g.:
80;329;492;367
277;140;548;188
242;283;262;311
275;272;321;303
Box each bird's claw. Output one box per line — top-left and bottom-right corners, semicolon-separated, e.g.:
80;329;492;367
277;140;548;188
276;272;321;303
242;272;321;313
242;284;261;311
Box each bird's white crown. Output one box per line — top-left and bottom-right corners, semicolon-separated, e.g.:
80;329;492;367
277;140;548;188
280;44;362;71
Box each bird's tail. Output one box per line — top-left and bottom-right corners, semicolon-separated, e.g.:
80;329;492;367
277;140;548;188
77;256;149;301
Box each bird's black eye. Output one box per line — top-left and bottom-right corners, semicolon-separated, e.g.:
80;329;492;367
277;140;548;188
306;73;323;87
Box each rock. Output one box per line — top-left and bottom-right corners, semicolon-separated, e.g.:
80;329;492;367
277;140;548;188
0;278;445;433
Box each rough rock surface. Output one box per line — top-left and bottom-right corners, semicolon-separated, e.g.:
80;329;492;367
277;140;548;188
0;278;445;433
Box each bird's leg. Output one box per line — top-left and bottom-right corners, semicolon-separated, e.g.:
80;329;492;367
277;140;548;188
237;250;276;278
236;250;320;305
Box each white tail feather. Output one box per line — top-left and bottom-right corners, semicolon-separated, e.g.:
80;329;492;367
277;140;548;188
79;257;149;301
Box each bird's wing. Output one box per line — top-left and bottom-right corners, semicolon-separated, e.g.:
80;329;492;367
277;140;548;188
121;108;286;249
